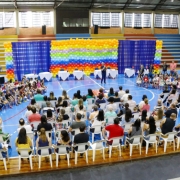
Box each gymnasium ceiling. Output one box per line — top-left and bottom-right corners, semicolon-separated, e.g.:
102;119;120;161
0;0;180;11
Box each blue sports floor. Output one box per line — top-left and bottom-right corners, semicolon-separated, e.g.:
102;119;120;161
1;74;180;157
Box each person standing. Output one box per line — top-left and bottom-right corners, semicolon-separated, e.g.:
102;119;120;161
139;64;144;78
170;61;177;76
149;64;154;80
101;62;106;84
162;62;168;74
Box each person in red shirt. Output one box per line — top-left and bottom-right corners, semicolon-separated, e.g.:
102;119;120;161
143;74;149;88
28;107;41;123
102;118;124;145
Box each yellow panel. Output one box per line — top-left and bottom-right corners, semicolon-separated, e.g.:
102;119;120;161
91;34;124;37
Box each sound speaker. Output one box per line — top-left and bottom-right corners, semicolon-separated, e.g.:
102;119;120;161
42;25;46;35
94;25;98;34
0;77;5;84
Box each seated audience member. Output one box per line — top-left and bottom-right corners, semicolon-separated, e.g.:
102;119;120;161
15;128;32;155
0;142;7;158
71;93;79;106
113;92;121;103
143;116;156;136
46;109;55;122
153;109;163;121
58;109;69;120
102;118;124;144
108;87;115;97
25;105;33;119
76;105;86;119
75;99;86;112
48;91;57;101
89;105;99;121
76;90;82;99
127;95;136;112
98;88;104;98
127;119;142;143
164;103;177;118
106;97;117;112
28;107;41;123
154;99;164;111
30;99;40;112
160;113;176;134
141;99;150;112
82;95;88;108
36;128;51;154
42;96;52;108
56;97;63;108
118;86;125;98
141;110;147;122
120;109;134;127
167;89;176;104
68;113;86;132
34;89;44;101
62;90;69;100
96;94;106;104
86;89;95;99
74;125;89;152
37;115;53;132
138;95;147;111
91;109;104;126
17;118;32;133
121;89;130;104
56;130;71;148
105;106;117;119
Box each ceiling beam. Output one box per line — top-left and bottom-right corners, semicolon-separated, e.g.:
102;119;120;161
153;0;167;11
89;0;95;9
14;0;18;8
53;0;57;8
54;0;64;9
122;0;133;10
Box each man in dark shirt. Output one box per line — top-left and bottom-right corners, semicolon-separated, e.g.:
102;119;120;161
164;103;177;118
101;62;106;84
113;92;121;103
74;125;89;152
96;94;106;104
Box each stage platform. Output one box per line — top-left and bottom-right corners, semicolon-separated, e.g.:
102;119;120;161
0;144;180;177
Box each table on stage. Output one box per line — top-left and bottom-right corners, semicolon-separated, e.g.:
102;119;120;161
124;68;135;78
58;71;70;81
94;69;118;79
39;72;53;81
24;74;38;79
73;70;84;80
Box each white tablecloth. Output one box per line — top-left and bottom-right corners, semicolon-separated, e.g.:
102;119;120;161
94;70;102;78
124;68;135;78
73;71;84;80
24;74;38;79
58;71;70;81
107;69;118;78
39;72;53;81
144;69;149;75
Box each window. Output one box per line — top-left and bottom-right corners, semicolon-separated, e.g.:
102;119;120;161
32;12;41;27
124;13;133;27
143;14;151;28
19;12;29;27
101;13;110;27
111;13;120;27
155;14;162;28
134;13;141;27
171;15;178;28
92;13;101;26
63;18;69;27
83;18;88;27
0;13;3;28
4;12;14;27
163;14;170;28
42;12;51;26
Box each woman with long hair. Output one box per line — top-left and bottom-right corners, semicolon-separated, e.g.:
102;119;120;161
30;98;40;112
120;109;134;127
57;130;70;145
37;115;53;132
96;109;104;121
141;99;150;112
108;87;114;97
86;89;94;99
36;128;51;155
143;116;156;136
15;128;32;154
62;90;69;100
141;110;147;122
56;97;63;108
153;109;163;121
75;98;85;112
48;91;57;101
46;109;55;122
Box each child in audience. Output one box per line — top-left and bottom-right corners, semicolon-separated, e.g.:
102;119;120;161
153;75;159;89
143;74;149;88
136;75;142;86
159;75;164;90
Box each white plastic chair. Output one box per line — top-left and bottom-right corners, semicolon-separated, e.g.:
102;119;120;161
73;142;89;164
89;140;106;161
27;132;35;155
53;145;70;167
143;134;158;154
87;98;95;105
0;149;7;170
0;134;11;144
91;125;103;143
124;123;133;133
160;132;177;152
126;135;142;156
106;116;116;125
36;101;44;109
55;129;67;141
99;103;106;110
108;136;123;158
37;146;52;168
31;121;40;131
87;104;93;113
72;128;81;142
50;100;57;107
17;148;33;170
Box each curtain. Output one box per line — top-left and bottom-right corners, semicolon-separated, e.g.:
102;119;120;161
12;41;51;81
117;40;156;74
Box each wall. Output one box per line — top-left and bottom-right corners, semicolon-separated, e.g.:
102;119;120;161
154;28;178;34
124;28;152;34
0;28;16;35
91;27;121;34
19;27;54;35
56;8;89;34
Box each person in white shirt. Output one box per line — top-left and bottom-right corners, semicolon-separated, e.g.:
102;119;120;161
106;97;117;112
138;95;147;111
127;95;137;112
25;105;33;119
121;89;130;104
17;118;32;133
118;86;125;98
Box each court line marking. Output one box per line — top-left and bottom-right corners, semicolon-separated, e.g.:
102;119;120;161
67;84;95;92
57;81;63;90
85;75;104;89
